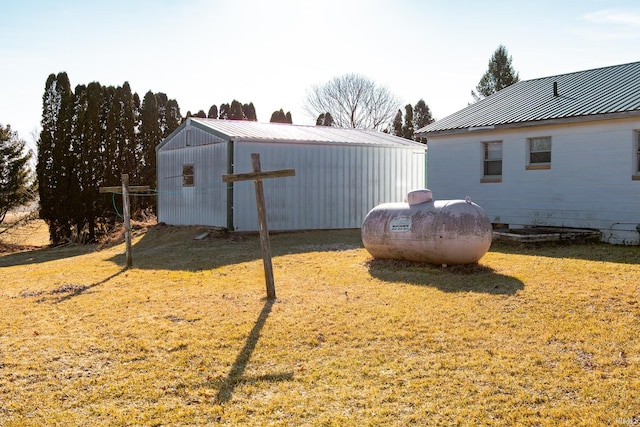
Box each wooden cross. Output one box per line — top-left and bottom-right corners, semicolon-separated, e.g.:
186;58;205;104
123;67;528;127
222;153;295;300
99;174;150;268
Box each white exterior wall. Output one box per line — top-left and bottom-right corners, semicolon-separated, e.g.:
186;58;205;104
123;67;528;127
157;125;228;226
427;117;640;244
231;142;426;231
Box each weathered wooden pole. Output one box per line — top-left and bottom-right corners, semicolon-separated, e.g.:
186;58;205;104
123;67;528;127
222;153;295;300
251;154;276;299
121;174;133;268
99;178;149;268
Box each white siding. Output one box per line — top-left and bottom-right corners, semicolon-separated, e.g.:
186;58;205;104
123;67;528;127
232;142;425;231
427;117;640;244
157;133;228;226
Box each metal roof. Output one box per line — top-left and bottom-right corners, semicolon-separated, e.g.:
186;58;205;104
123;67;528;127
416;61;640;136
187;118;424;148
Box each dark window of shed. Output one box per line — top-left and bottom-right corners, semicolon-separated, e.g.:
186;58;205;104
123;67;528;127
183;164;194;187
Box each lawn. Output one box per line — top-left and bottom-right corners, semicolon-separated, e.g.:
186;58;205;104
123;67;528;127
1;223;639;426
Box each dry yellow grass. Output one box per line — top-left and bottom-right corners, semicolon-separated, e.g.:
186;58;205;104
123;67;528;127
1;226;639;426
0;213;49;250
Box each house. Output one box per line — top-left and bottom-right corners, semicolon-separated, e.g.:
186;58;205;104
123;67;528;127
415;61;640;244
156;118;427;231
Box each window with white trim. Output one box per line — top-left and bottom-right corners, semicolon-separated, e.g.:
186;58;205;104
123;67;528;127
482;141;502;182
182;164;195;187
527;136;551;169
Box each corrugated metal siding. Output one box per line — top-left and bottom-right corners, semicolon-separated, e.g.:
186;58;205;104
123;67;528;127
418;61;640;135
157;141;228;226
230;142;425;231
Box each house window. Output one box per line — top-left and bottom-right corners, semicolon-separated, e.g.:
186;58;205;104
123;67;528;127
182;164;195;187
527;136;551;170
482;141;502;182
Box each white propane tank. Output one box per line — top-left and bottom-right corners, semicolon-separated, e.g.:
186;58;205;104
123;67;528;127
361;189;492;265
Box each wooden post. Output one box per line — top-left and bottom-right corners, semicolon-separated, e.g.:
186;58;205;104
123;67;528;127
99;178;150;269
222;153;295;300
252;154;275;299
122;174;132;268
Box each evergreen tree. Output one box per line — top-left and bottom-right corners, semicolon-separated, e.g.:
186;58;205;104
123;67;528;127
316;112;334;126
402;104;414;140
243;102;257;121
413;99;434;131
392;109;403;136
164;99;181;136
133;92;141;122
229;100;244;120
195;110;206;118
285;111;292;123
139;91;161;189
207;104;218;119
78;82;106;240
103;86;120;187
270;109;292;123
37;72;75;244
471;45;520;102
208;101;256;121
37;73;58;231
0;124;34;224
36;73;181;241
70;84;88;234
55;73;76;240
219;103;229;120
156;92;169;136
118;83;137;179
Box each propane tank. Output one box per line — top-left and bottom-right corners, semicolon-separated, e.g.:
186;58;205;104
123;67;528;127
361;189;492;265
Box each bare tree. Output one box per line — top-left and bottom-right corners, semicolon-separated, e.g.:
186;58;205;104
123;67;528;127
304;74;401;131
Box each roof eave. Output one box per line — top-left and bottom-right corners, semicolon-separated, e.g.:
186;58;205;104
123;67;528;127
229;137;427;149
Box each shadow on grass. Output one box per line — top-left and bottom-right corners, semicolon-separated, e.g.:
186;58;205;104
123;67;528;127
51;268;127;304
211;299;293;403
19;268;127;304
489;240;640;265
0;244;98;268
107;226;364;272
365;259;524;295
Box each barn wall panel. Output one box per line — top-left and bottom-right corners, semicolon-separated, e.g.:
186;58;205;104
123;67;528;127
157;142;227;226
231;142;425;231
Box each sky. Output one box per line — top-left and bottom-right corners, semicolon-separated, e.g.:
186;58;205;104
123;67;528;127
1;0;640;152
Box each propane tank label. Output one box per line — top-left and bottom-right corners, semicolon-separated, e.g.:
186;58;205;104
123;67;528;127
390;217;412;232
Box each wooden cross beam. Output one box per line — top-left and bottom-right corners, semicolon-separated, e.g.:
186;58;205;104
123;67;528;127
99;175;150;268
222;153;295;300
98;185;150;194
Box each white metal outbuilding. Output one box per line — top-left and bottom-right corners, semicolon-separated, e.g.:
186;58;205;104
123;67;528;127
156;118;427;231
